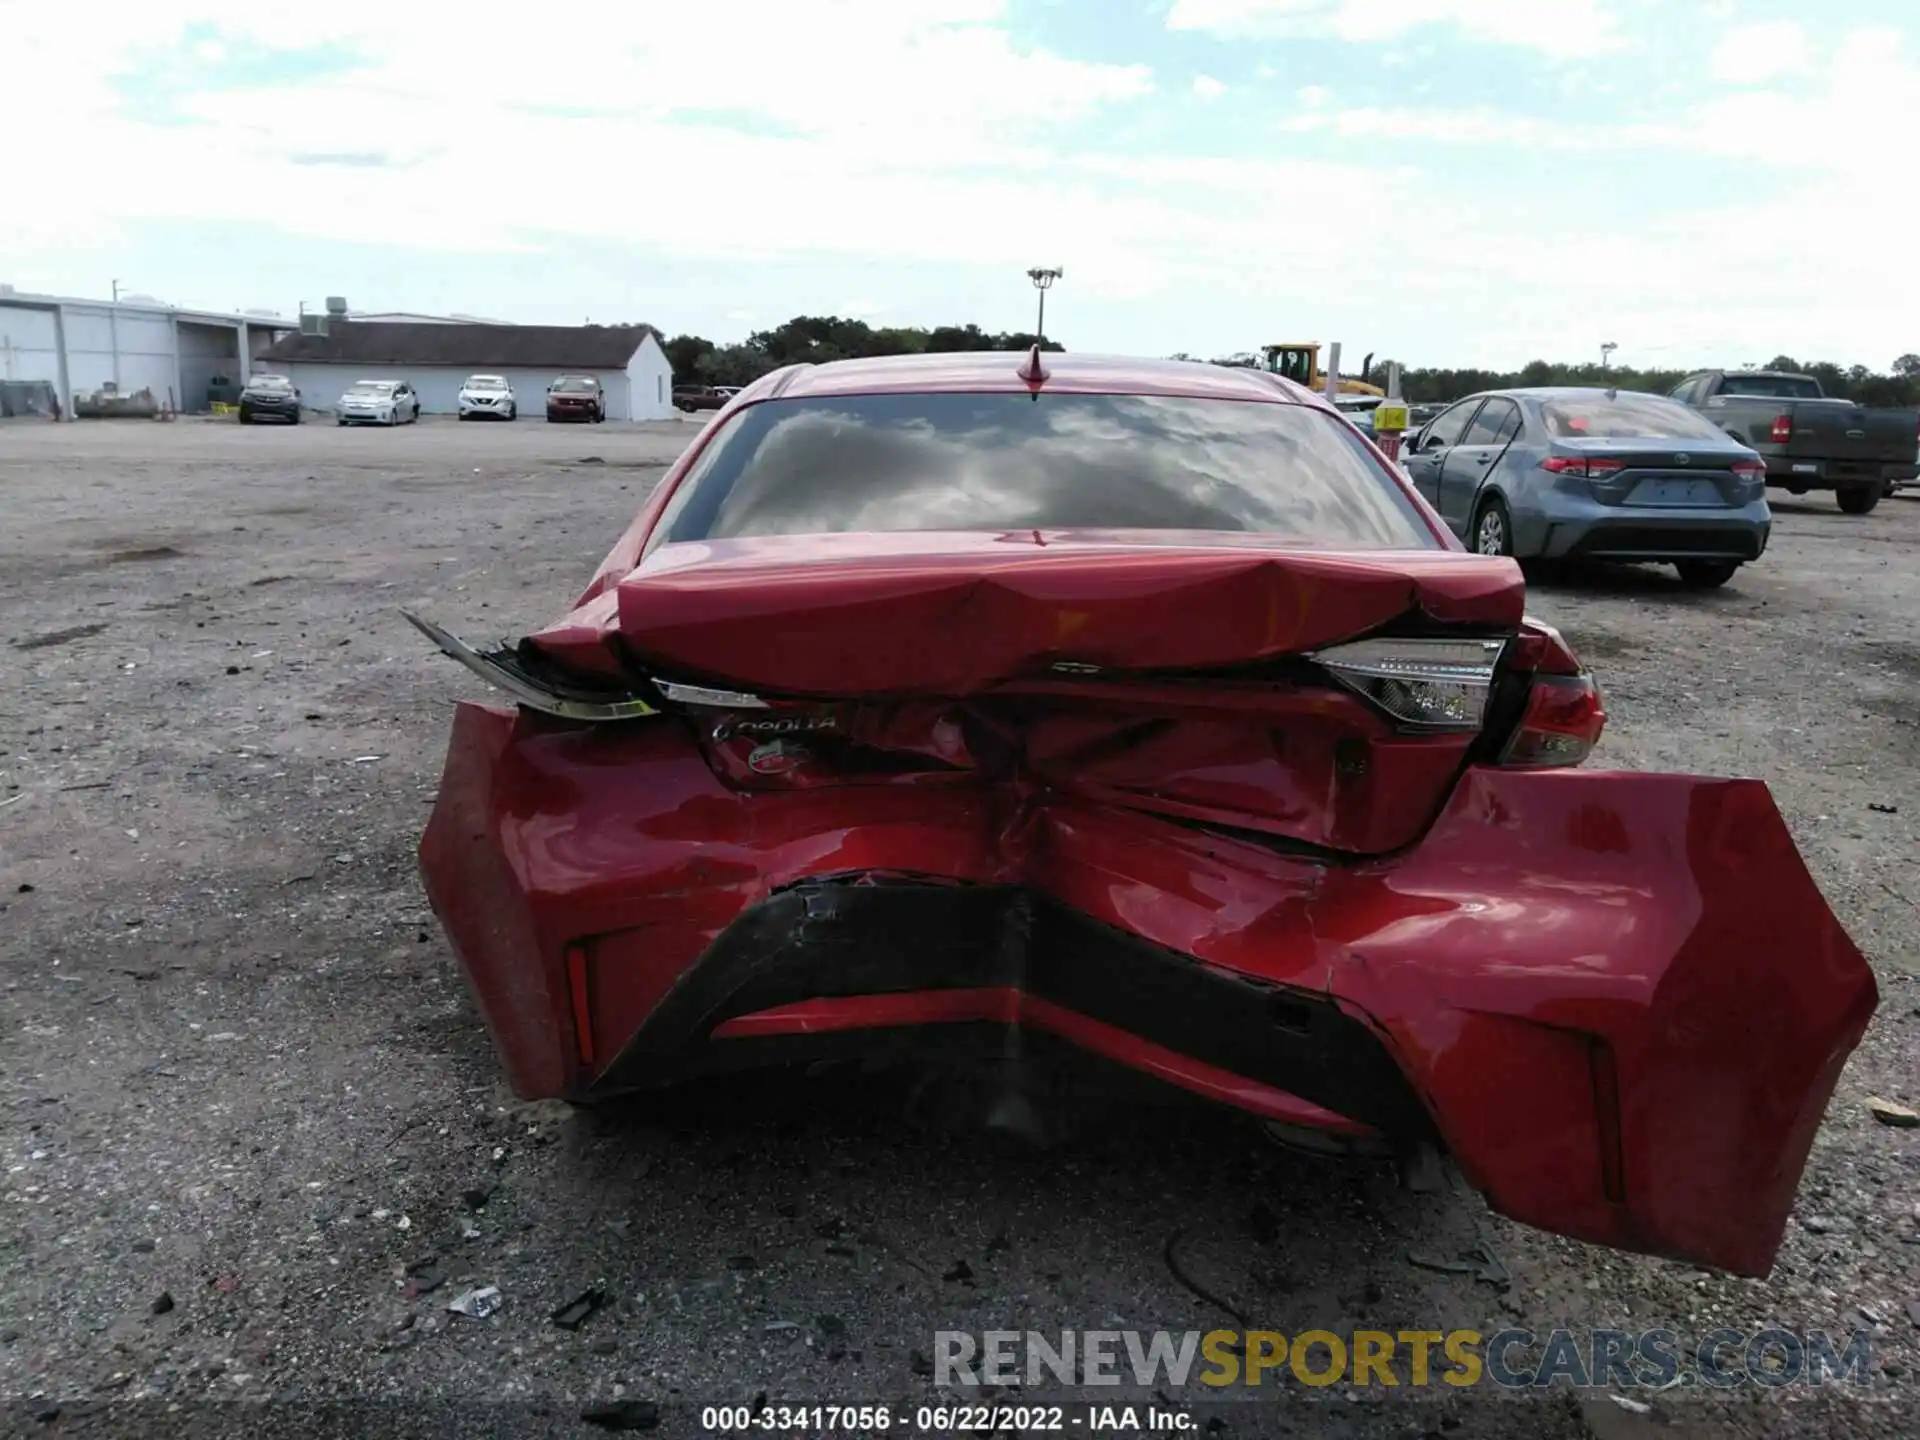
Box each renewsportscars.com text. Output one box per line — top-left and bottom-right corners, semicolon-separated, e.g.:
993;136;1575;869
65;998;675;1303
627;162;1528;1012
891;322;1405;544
934;1327;1874;1390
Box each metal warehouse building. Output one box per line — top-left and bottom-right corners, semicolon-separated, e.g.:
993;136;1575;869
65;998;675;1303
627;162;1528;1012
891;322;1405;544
257;320;677;421
0;284;294;414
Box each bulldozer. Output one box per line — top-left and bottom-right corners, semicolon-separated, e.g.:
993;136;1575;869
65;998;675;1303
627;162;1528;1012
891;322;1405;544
1260;343;1385;397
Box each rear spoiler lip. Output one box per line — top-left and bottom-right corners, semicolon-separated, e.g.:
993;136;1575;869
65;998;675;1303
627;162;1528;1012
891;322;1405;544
401;610;658;723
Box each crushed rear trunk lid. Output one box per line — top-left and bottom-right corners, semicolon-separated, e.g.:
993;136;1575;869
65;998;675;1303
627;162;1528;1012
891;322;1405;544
419;534;1528;855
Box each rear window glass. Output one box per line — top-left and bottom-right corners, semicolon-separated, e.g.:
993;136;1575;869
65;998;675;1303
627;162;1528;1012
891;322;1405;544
552;377;599;392
656;392;1435;549
1542;394;1729;441
1715;374;1822;400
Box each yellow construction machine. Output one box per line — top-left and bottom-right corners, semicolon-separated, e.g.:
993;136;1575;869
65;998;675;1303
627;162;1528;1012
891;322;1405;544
1260;343;1385;397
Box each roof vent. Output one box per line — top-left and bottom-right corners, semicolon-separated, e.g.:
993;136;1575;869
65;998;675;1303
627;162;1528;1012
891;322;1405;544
1017;343;1049;385
325;296;349;316
300;313;330;336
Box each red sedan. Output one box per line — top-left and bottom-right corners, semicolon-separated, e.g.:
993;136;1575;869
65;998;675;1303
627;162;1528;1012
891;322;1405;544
409;350;1875;1279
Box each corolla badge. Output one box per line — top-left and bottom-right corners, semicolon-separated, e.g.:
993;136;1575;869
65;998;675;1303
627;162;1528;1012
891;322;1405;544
713;714;838;743
747;740;810;775
1674;453;1690;465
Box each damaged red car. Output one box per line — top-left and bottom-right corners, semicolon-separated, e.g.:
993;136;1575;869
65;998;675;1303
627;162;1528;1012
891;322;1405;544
411;350;1877;1278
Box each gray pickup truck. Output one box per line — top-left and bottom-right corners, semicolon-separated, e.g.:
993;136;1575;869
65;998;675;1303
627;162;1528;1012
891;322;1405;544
1666;369;1919;515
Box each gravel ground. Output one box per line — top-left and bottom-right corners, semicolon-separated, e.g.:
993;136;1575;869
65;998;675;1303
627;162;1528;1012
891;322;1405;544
0;417;1915;1440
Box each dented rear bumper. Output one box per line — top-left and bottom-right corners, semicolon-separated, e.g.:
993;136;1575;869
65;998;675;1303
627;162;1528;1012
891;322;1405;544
420;703;1876;1277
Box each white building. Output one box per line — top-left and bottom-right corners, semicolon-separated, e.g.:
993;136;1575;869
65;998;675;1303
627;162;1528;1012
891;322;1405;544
257;320;676;421
0;285;295;413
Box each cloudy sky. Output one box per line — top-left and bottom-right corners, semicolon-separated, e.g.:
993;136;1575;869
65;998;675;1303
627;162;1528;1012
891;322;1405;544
5;0;1915;370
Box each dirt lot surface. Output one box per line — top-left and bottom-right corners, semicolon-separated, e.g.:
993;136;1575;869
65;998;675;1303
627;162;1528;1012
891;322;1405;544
1;416;1916;1439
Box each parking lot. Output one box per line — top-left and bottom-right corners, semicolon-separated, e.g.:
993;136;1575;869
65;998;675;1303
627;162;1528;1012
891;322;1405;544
2;416;1916;1438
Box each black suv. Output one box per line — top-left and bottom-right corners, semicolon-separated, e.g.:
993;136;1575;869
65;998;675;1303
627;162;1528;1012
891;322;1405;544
238;375;302;424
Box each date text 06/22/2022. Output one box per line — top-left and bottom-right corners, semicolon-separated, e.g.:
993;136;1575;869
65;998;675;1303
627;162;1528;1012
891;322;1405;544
699;1404;1193;1432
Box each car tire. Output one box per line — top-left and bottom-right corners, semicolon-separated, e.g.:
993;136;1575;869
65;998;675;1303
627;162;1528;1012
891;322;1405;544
238;409;252;424
1676;560;1740;588
507;406;516;421
1470;495;1514;558
291;410;301;425
458;411;470;421
337;417;347;427
1836;485;1881;515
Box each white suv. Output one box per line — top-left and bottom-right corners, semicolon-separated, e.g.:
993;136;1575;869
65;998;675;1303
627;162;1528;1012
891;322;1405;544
458;375;517;421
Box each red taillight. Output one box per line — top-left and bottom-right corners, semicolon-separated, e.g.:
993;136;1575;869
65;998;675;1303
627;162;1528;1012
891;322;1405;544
1540;456;1625;478
1507;616;1584;675
1501;674;1607;770
1770;414;1792;443
1731;459;1765;482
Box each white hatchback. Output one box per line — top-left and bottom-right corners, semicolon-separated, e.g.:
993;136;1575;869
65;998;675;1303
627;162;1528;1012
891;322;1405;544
458;375;517;421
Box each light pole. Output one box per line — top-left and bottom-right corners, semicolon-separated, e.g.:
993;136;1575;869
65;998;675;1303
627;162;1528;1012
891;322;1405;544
1600;341;1618;370
1026;267;1063;345
109;278;124;389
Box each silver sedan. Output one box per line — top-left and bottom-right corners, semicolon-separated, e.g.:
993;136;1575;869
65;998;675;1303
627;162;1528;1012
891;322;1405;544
1402;387;1772;588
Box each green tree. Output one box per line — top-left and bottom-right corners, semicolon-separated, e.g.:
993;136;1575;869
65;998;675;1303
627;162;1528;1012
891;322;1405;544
663;333;715;387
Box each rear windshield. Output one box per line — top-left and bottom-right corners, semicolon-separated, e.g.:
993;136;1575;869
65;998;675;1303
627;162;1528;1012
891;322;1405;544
1714;374;1822;399
246;376;291;390
345;382;392;395
1542;394;1729;441
655;392;1435;549
551;377;599;392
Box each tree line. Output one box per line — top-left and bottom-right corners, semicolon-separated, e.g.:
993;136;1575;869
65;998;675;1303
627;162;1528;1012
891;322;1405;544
1181;352;1920;407
661;314;1920;408
663;316;1062;389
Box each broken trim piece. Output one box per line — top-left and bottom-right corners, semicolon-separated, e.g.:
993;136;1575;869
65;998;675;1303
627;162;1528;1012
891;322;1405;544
401;611;658;722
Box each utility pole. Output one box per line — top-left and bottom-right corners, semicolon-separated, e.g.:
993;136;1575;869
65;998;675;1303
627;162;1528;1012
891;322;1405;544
109;278;123;389
1026;267;1063;345
1600;341;1618;370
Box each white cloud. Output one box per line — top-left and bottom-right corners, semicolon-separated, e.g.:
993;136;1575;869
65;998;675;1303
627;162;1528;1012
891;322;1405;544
1708;20;1811;83
1166;0;1621;59
0;2;1162;261
1;2;1915;368
1192;74;1228;100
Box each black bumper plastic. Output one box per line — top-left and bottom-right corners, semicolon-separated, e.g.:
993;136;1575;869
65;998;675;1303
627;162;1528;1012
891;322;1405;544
586;876;1436;1139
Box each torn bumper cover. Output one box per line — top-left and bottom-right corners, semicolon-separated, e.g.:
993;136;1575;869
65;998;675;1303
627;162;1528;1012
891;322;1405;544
421;703;1875;1277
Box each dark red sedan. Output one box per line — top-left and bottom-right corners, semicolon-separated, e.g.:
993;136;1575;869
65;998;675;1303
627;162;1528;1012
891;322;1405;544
409;350;1875;1279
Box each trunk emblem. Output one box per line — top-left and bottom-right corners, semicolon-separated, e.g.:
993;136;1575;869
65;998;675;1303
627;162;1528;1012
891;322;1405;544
747;740;810;775
1846;429;1866;439
1673;454;1690;465
715;714;837;742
